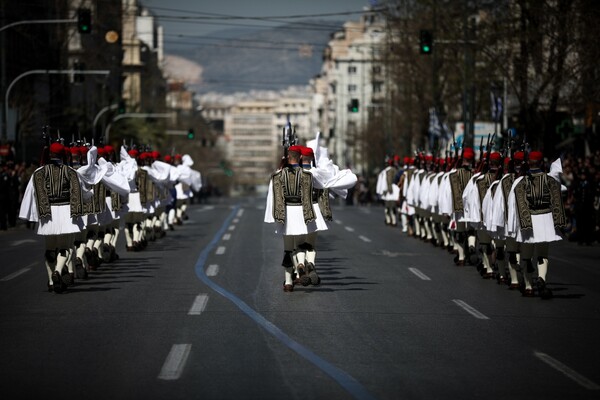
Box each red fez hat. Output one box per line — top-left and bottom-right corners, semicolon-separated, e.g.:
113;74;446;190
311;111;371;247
128;149;139;158
151;151;160;160
425;154;434;161
403;156;411;165
97;147;106;157
104;145;114;154
462;147;475;160
175;154;182;159
79;146;89;155
513;151;525;161
139;152;150;160
490;152;501;161
164;155;172;163
504;157;511;165
49;142;64;155
438;157;446;165
529;151;543;161
288;145;302;153
69;147;80;155
300;147;314;157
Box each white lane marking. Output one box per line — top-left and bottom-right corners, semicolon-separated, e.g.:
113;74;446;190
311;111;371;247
228;225;235;231
195;206;215;213
236;208;244;217
215;246;226;255
158;344;192;380
408;267;431;281
233;218;239;223
222;233;231;241
206;264;219;276
452;299;490;320
10;239;36;247
0;264;34;281
359;235;371;243
534;352;600;390
345;226;355;232
334;220;342;225
188;294;209;315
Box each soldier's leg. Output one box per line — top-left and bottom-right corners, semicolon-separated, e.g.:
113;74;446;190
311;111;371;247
303;232;319;286
455;222;467;266
478;230;493;278
535;242;552;299
389;202;397;226
493;239;507;284
44;236;58;291
384;205;391;225
519;243;535;296
282;235;295;292
505;237;520;289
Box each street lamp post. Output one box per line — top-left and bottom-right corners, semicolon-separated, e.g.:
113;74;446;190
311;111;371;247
3;69;110;139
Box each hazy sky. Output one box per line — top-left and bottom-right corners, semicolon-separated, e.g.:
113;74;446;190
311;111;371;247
140;0;376;37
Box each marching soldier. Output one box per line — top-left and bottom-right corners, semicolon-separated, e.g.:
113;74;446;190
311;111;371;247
507;151;567;298
376;156;401;226
264;145;318;292
19;139;87;293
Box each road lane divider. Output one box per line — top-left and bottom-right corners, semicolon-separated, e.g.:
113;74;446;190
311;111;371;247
345;226;355;232
0;265;33;281
534;351;600;390
358;235;371;243
158;344;192;380
206;264;219;276
193;205;377;400
188;294;210;315
222;233;231;241
408;267;431;281
215;246;226;255
228;225;236;231
452;299;490;320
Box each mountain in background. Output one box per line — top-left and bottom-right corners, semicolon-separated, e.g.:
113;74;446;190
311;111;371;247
167;20;344;95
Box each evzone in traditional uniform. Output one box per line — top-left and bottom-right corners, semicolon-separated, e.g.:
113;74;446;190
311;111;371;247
405;156;426;238
298;142;357;287
118;148;146;251
486;151;525;289
264;145;319;292
19;141;88;293
444;148;475;266
464;152;503;278
507;151;567;298
399;157;416;234
375;157;401;226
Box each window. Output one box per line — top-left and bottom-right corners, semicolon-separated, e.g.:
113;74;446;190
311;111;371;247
348;66;357;74
348;84;357;93
373;81;383;93
373;65;381;75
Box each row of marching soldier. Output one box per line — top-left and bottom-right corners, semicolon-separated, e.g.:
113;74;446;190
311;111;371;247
387;137;567;299
19;130;202;293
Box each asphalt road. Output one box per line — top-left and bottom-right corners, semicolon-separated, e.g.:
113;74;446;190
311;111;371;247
0;198;599;400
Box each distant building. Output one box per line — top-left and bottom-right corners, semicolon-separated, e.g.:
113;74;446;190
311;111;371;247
313;8;386;172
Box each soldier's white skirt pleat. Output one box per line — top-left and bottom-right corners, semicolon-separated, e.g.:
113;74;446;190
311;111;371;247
37;205;85;235
515;213;563;243
127;192;144;212
273;205;320;236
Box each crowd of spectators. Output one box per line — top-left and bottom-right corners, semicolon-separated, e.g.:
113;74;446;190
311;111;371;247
0;160;37;231
559;150;600;245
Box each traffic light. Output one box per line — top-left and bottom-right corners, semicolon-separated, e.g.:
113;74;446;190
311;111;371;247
117;100;126;114
419;30;433;54
77;9;92;34
187;128;195;140
73;61;85;83
349;98;359;113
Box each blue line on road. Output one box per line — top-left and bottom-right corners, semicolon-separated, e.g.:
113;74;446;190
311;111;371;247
194;205;377;400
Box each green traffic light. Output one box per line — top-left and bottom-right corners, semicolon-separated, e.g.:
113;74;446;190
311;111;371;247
422;45;430;53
